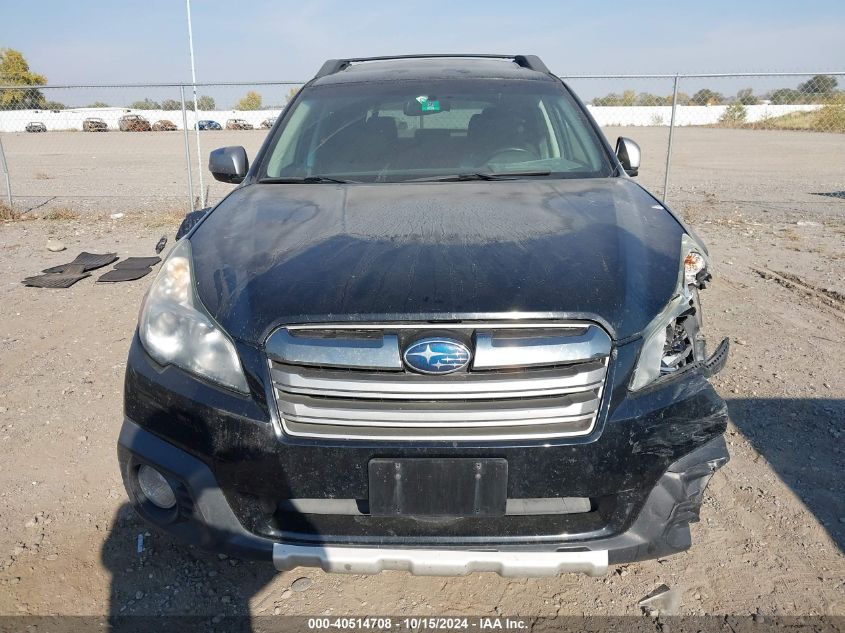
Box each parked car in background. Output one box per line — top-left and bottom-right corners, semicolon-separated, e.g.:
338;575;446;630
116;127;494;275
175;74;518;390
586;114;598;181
225;118;254;130
25;122;47;133
260;117;277;129
152;120;177;131
119;115;152;132
82;118;109;132
196;120;222;130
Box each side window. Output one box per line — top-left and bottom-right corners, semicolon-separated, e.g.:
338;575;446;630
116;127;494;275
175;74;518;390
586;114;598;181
545;96;599;169
266;100;314;177
535;100;558;160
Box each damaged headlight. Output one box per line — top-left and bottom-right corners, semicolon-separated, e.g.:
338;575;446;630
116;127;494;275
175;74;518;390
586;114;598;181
139;239;249;393
630;235;708;391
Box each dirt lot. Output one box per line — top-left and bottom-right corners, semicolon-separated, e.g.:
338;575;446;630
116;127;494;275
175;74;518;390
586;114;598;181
2;126;844;212
0;129;843;622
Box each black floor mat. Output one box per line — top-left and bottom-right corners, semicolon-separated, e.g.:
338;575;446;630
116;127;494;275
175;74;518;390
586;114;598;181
97;255;161;283
43;252;118;274
23;264;91;288
97;267;156;282
114;257;161;269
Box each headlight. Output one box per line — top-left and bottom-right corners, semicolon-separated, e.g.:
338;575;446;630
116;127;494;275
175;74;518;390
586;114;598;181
630;235;708;391
139;239;249;393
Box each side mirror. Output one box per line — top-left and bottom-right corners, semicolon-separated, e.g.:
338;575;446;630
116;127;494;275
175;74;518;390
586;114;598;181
615;137;641;177
209;146;248;184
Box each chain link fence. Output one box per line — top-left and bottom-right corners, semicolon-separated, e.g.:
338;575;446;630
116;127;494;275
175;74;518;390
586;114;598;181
0;73;843;220
567;72;845;220
0;82;304;216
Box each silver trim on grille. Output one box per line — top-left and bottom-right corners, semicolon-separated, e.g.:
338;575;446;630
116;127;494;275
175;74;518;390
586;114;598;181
266;322;611;441
266;329;402;370
270;362;606;400
474;327;610;369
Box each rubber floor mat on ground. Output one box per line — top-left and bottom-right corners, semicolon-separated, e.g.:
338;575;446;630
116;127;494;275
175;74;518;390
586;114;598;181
113;257;161;269
42;252;118;274
23;264;91;288
97;256;161;283
97;268;155;282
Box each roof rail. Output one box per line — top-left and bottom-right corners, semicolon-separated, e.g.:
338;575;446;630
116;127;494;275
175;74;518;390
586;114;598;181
314;54;550;78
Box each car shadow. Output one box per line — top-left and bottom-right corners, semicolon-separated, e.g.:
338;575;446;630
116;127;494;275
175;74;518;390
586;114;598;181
101;503;280;631
725;397;844;551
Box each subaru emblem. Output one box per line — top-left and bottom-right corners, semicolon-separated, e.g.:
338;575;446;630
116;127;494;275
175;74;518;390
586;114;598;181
403;337;471;375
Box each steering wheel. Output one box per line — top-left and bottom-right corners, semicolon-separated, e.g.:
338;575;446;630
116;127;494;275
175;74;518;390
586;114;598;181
483;147;537;164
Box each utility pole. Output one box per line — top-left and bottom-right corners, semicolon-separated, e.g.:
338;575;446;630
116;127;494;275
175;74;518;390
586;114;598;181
186;0;205;207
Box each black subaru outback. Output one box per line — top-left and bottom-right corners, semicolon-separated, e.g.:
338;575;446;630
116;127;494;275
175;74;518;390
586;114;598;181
119;54;730;577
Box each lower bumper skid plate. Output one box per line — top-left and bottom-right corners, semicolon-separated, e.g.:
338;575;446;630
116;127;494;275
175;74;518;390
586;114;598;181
272;543;608;577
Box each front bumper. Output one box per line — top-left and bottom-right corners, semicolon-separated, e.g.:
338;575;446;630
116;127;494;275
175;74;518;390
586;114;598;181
118;417;728;576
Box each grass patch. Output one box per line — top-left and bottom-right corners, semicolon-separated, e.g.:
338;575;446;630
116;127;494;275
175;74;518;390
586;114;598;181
143;207;189;228
41;207;81;220
713;97;845;133
0;201;21;220
752;101;845;133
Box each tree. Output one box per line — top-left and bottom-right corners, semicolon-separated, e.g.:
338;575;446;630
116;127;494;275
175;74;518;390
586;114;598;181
87;101;110;108
236;91;262;110
797;74;837;95
284;86;299;104
691;89;724;105
769;88;801;104
0;48;47;109
130;98;161;110
621;89;637;106
592;93;623;106
735;88;758;105
719;103;747;125
196;95;215;110
43;100;65;110
666;92;690;106
161;98;181;111
636;92;664;106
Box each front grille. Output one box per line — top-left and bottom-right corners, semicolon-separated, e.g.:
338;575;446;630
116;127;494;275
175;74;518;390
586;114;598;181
266;322;611;441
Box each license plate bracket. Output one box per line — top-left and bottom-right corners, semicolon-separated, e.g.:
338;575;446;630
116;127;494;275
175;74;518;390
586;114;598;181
368;458;508;517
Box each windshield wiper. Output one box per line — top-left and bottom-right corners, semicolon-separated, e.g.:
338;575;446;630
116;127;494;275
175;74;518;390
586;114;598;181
258;175;356;184
407;170;552;183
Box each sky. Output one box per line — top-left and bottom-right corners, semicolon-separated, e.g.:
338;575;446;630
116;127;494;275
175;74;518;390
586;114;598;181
3;0;844;85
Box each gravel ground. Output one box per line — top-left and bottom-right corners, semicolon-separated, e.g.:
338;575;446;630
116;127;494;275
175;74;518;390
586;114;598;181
0;130;843;622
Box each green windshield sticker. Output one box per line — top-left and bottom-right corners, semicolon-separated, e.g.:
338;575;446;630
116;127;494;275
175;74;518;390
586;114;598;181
416;95;441;112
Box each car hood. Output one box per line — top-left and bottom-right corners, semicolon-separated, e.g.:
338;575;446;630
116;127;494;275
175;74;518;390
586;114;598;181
189;178;685;345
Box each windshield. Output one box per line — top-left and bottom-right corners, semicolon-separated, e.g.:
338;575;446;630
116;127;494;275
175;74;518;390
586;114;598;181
259;79;613;182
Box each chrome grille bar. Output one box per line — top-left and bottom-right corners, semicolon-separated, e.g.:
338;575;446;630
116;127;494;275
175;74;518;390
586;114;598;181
278;391;599;427
271;361;606;400
266;329;402;370
266;322;611;441
473;327;611;369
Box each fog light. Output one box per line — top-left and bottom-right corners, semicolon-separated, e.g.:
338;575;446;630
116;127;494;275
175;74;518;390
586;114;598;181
137;465;177;509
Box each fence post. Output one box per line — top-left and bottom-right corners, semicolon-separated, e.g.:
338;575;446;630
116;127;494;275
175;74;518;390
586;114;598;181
0;135;12;209
191;93;205;208
663;74;680;204
180;85;196;213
